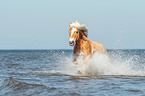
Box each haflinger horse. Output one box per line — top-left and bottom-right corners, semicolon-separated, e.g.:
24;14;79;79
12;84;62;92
68;21;107;73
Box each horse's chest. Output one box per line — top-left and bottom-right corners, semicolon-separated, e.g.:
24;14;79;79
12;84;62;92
74;40;91;55
79;51;85;56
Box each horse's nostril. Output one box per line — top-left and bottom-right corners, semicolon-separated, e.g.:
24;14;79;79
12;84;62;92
69;41;74;44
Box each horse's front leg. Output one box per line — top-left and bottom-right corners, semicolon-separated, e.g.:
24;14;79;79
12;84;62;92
81;54;92;75
83;54;92;66
73;58;78;65
73;55;78;65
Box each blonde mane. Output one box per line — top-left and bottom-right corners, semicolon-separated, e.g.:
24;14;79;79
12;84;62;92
69;21;88;37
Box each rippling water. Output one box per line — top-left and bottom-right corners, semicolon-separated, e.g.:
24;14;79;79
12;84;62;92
0;49;145;96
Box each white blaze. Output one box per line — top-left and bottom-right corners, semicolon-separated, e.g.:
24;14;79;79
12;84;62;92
69;27;78;42
71;28;78;37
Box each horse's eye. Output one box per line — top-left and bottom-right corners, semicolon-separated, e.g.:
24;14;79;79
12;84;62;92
76;31;78;34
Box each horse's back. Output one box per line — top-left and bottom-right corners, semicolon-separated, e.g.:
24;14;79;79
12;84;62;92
92;41;107;54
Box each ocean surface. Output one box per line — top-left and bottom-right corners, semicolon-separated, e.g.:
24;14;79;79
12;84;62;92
0;49;145;96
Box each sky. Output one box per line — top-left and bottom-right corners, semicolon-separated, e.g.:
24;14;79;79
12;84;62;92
0;0;145;49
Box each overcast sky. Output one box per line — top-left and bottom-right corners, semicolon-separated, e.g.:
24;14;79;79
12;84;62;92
0;0;145;49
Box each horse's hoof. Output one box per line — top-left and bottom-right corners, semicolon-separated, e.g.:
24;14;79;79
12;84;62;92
73;61;78;65
77;70;81;74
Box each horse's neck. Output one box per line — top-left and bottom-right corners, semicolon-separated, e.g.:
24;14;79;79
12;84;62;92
79;31;89;42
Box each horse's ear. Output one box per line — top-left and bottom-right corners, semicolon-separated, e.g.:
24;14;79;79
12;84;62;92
70;22;72;25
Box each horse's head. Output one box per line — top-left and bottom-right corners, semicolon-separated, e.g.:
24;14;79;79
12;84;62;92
68;23;80;46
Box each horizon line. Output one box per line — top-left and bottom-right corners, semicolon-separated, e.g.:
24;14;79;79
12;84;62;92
0;48;144;50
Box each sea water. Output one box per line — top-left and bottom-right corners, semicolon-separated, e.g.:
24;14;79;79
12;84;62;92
0;49;144;96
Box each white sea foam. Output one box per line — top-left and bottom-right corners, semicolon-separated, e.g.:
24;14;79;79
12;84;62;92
58;51;145;76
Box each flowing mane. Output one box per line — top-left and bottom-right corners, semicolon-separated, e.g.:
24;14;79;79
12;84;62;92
69;21;88;37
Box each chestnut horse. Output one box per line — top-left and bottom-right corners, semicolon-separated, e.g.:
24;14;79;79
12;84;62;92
68;21;107;66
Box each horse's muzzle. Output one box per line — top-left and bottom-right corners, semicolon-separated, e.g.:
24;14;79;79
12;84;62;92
69;41;74;46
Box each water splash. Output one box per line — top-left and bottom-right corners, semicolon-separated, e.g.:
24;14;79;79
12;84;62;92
86;53;144;76
57;50;145;76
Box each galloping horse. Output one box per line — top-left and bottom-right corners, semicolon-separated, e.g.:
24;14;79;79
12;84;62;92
68;21;107;66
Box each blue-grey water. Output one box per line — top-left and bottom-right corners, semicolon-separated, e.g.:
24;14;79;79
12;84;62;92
0;49;145;96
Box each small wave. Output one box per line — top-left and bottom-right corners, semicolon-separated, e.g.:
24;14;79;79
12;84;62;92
0;77;55;96
34;70;72;76
34;70;84;77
